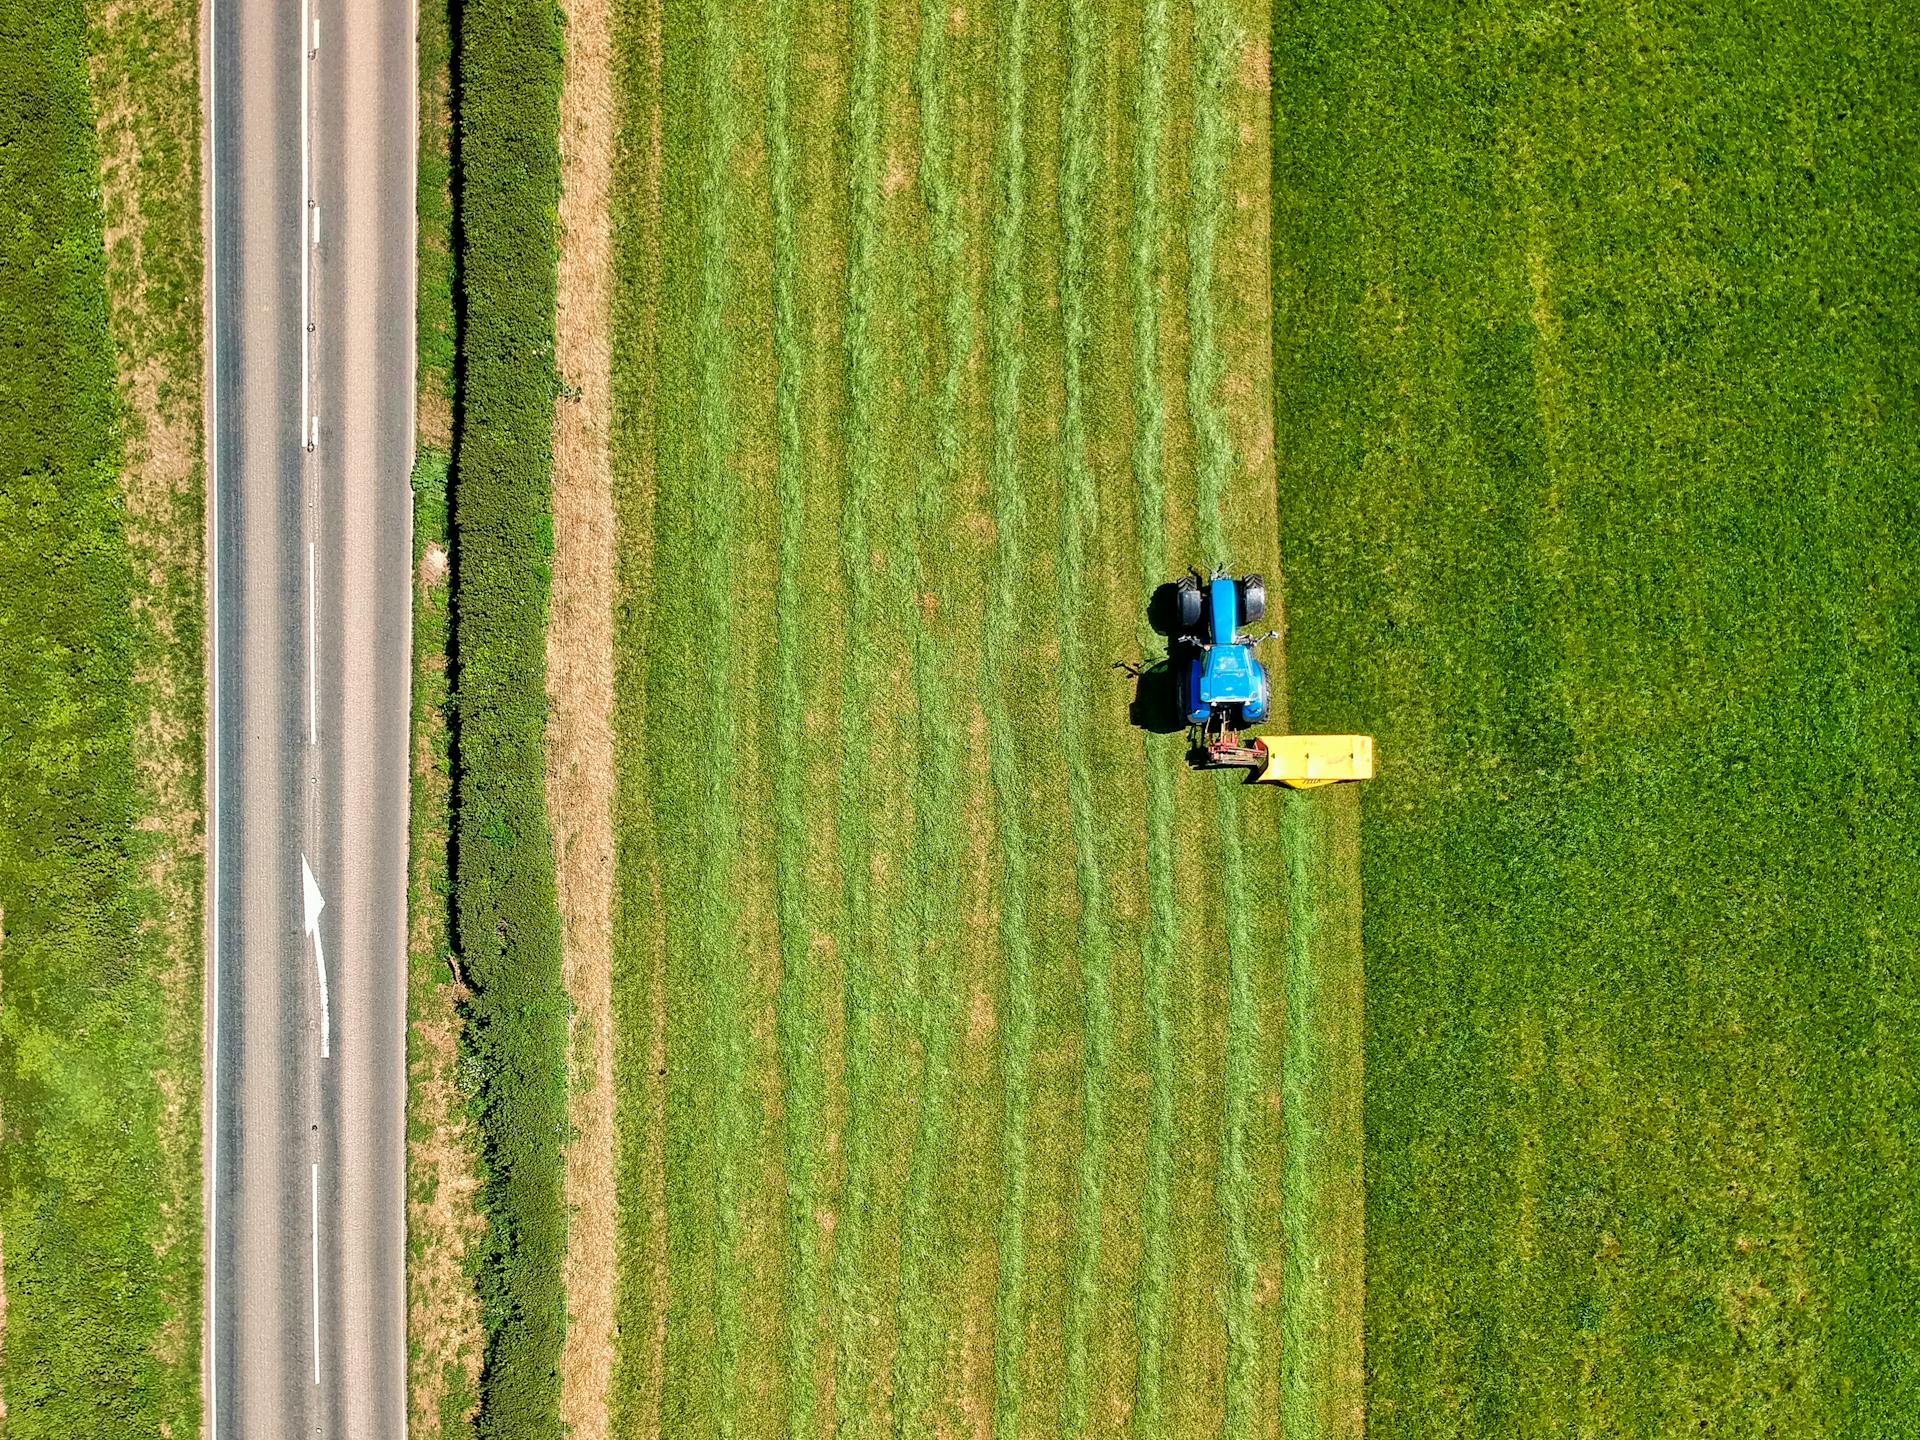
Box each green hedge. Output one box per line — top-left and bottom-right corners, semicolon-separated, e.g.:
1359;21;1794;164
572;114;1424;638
451;1;568;1436
0;3;187;1434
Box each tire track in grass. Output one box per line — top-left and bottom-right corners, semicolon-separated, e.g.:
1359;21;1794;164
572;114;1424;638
832;0;887;1430
694;4;749;1433
983;1;1035;1435
765;4;827;1435
1054;3;1114;1436
889;5;972;1434
1183;0;1259;1429
1125;3;1177;1435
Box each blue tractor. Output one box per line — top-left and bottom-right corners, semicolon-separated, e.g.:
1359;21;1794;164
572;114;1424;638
1171;568;1275;736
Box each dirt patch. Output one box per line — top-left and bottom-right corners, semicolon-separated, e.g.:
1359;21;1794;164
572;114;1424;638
549;0;620;1432
406;938;486;1433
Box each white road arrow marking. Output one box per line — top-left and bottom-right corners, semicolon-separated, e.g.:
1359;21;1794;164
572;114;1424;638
302;855;331;1058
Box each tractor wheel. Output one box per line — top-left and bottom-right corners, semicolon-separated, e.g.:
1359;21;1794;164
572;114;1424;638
1239;574;1267;625
1175;576;1204;634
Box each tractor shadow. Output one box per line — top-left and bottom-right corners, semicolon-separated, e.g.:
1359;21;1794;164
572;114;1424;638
1120;581;1200;735
1120;658;1187;734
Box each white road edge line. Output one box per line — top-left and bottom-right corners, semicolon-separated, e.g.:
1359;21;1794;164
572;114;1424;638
310;1161;322;1386
307;541;317;744
299;0;310;448
204;0;222;1424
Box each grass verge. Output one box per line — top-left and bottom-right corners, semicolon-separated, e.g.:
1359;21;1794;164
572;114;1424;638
406;0;486;1427
0;2;197;1432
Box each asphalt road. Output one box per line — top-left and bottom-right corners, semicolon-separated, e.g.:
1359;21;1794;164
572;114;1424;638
206;0;414;1433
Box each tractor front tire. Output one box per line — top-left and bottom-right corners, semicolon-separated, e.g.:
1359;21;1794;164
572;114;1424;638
1239;574;1267;625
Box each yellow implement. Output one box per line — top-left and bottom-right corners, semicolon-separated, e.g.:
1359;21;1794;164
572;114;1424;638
1249;733;1375;788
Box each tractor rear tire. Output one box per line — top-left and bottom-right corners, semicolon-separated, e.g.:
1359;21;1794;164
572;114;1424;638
1175;576;1204;634
1239;574;1267;625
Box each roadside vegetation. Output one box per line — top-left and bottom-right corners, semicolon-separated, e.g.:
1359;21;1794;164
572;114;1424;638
608;2;1315;1434
449;0;569;1436
407;0;487;1429
1274;1;1920;1431
0;0;200;1433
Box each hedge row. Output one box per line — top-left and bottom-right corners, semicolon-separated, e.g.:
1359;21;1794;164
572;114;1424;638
0;3;189;1434
450;1;568;1437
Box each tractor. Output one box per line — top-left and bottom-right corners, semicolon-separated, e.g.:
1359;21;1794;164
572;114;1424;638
1169;567;1274;732
1159;566;1375;788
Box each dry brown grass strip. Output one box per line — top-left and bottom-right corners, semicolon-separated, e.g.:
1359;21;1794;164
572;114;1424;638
549;0;619;1431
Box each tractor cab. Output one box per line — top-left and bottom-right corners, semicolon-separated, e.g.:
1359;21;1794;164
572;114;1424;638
1172;570;1272;730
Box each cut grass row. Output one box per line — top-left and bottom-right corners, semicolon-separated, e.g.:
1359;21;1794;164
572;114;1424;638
886;3;974;1433
1122;5;1179;1432
832;2;890;1432
1052;3;1116;1437
0;3;197;1433
763;5;831;1440
981;4;1037;1438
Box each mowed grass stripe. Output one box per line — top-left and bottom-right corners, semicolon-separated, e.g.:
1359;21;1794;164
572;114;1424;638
608;0;669;1423
1053;2;1116;1436
646;0;711;1413
1072;5;1154;1425
888;3;974;1434
983;0;1037;1435
1180;0;1261;1429
765;2;828;1433
831;0;892;1430
693;3;750;1432
1125;4;1178;1435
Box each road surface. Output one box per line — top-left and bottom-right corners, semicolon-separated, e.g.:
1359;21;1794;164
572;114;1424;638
205;0;414;1432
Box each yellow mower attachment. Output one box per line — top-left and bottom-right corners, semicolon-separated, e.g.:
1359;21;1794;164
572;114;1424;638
1250;733;1375;788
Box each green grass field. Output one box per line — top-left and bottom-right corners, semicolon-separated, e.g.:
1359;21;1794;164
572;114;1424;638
606;1;1363;1434
1273;0;1920;1432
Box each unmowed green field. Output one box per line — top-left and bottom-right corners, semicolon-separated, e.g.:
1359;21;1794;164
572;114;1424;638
1273;0;1920;1433
606;1;1360;1435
